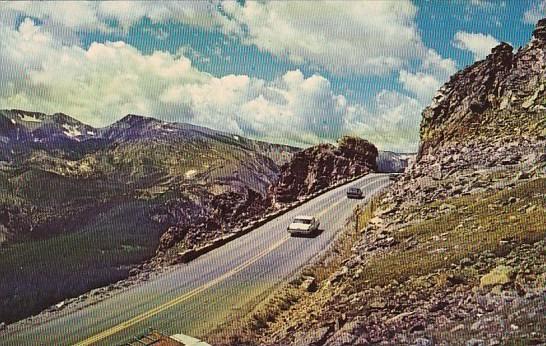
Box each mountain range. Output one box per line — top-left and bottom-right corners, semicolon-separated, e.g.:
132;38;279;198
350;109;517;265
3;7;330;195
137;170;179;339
1;109;305;242
0;109;304;323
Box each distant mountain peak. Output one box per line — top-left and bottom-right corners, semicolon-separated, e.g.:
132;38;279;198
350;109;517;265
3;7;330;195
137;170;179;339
0;108;298;165
116;114;162;127
1;109;86;127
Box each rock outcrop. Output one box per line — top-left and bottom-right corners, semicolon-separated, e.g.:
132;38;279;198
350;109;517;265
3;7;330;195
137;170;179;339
153;187;268;252
419;20;546;162
403;18;546;205
270;136;378;204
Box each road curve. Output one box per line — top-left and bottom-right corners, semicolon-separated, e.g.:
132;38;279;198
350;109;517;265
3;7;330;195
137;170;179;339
2;173;392;345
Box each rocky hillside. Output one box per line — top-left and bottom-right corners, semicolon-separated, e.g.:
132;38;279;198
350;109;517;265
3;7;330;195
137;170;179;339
399;18;546;207
215;19;546;346
270;136;378;204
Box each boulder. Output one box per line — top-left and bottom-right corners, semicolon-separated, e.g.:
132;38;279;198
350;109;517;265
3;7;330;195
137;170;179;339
480;265;515;288
301;276;318;292
293;326;332;346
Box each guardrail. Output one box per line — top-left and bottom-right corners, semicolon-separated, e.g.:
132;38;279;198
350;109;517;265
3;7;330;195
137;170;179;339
174;172;373;264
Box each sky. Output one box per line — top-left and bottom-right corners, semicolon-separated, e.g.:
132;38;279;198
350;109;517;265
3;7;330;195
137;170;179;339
0;0;544;152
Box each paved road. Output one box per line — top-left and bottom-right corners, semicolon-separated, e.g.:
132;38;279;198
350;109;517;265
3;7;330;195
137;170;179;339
2;174;392;345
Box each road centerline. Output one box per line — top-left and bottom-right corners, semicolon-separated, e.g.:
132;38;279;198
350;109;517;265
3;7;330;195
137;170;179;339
74;235;290;346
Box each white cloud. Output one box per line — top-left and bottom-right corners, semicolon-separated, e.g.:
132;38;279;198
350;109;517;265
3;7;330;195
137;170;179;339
0;0;455;78
345;90;423;153
0;18;424;151
524;0;546;24
217;1;449;76
399;71;443;104
453;31;501;61
0;1;225;33
0;18;208;126
397;49;457;106
422;49;457;77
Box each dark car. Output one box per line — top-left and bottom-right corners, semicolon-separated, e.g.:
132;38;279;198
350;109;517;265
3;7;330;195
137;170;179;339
347;187;364;199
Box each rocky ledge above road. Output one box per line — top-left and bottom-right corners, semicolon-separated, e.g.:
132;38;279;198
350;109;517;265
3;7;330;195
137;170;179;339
419;18;546;163
270;136;378;204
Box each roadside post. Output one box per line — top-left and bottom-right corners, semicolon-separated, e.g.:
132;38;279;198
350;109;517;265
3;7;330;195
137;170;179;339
354;205;361;233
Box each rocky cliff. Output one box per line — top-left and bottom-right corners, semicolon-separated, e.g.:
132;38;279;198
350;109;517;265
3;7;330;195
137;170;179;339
418;20;546;167
270;136;378;204
396;19;546;206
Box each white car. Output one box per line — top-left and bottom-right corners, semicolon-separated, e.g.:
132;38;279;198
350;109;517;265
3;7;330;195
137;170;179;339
287;215;320;236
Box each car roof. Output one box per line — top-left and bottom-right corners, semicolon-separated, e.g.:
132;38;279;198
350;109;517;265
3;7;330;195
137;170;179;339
294;215;314;220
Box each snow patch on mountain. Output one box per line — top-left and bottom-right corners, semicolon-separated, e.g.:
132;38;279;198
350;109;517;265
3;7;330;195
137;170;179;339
19;114;42;123
62;124;82;138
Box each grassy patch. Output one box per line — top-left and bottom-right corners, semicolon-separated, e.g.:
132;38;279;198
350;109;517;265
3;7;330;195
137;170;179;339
305;197;379;282
355;178;545;289
7;168;127;207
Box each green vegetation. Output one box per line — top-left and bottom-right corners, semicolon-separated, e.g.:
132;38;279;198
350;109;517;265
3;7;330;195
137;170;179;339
356;178;545;288
0;200;162;323
9;168;126;206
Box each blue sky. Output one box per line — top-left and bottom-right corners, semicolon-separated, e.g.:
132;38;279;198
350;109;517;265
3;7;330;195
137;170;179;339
0;1;544;151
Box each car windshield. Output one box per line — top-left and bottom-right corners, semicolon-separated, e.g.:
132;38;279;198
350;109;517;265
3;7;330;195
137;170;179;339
349;188;360;192
293;218;312;224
